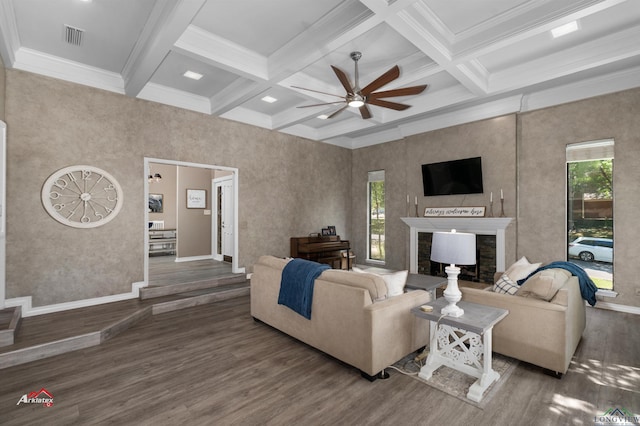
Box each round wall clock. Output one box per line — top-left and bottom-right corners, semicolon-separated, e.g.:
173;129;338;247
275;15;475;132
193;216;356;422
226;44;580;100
41;165;124;228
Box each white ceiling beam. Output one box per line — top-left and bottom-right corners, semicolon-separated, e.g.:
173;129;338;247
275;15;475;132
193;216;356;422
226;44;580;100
123;0;206;97
175;25;268;81
489;26;640;93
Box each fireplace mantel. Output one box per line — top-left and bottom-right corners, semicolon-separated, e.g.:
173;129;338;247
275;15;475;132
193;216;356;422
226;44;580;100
401;217;513;273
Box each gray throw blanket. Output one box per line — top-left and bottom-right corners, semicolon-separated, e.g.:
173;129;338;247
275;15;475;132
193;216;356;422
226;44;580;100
278;258;330;319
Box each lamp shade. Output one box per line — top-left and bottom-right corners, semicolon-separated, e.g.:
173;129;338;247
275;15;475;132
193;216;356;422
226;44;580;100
430;230;476;265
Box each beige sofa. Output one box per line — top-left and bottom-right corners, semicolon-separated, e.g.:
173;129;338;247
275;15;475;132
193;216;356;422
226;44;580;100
250;256;431;379
460;272;586;375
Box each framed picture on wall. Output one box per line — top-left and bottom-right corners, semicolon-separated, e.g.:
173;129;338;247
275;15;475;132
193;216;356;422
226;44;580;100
149;193;163;213
187;189;206;209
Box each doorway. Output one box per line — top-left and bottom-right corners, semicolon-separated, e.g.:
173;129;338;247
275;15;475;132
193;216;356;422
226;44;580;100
143;158;243;287
213;175;234;262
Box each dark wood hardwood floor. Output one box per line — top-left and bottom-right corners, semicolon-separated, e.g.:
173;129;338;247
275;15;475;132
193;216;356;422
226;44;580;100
0;296;637;425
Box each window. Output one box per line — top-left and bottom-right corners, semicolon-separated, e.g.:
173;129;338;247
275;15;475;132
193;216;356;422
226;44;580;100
566;140;613;291
368;170;385;262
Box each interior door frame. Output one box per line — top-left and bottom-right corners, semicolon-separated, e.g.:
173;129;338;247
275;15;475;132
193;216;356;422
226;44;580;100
212;175;234;261
0;121;6;309
143;157;244;286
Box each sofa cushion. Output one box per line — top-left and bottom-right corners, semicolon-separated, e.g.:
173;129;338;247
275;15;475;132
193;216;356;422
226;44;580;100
493;272;519;295
319;269;388;301
505;256;542;282
516;268;571;301
352;267;408;297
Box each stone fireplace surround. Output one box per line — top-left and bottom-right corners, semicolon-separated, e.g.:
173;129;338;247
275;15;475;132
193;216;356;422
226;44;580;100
401;217;513;278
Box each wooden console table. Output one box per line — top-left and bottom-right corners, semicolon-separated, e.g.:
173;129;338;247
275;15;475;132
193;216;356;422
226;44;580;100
290;236;350;269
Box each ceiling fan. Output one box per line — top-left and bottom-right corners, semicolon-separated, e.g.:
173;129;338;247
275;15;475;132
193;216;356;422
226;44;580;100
293;51;428;120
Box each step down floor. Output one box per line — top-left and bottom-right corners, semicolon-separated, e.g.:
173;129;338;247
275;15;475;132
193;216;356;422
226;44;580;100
0;278;249;370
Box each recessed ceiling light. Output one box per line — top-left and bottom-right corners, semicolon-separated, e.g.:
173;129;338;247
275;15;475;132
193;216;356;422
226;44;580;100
551;21;579;38
183;70;203;80
261;96;278;103
317;114;329;120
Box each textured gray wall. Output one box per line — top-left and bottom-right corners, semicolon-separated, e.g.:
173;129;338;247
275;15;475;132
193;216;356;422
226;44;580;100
352;115;517;273
518;88;640;307
5;70;352;306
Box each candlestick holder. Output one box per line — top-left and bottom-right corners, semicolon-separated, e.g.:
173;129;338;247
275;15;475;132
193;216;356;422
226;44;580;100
407;201;411;218
415;204;419;217
488;201;494;217
500;199;505;217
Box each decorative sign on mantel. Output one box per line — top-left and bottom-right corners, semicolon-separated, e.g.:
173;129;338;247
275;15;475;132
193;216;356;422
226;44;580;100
424;206;486;217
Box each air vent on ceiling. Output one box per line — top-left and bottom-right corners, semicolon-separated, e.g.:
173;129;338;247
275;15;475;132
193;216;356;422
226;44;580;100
64;25;84;46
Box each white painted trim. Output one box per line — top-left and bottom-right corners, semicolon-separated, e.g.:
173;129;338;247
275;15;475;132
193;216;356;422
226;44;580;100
5;282;146;318
596;289;618;298
592;302;640;316
0;122;5;309
137;82;211;115
13;47;125;94
174;255;214;263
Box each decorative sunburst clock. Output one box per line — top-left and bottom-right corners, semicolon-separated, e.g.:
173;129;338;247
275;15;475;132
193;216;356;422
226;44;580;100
41;165;124;228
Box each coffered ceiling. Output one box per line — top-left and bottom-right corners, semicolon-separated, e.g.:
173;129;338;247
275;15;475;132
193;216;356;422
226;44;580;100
1;0;639;149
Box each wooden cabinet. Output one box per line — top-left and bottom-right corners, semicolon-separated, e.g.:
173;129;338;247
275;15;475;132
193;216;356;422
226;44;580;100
149;229;176;256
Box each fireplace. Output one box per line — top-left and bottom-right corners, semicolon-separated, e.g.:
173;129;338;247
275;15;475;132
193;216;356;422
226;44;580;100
418;232;496;283
401;217;513;281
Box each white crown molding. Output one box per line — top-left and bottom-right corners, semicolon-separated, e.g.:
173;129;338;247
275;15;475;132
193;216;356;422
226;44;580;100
137;82;211;115
221;107;272;130
13;47;125;94
521;64;640;112
5;282;146;318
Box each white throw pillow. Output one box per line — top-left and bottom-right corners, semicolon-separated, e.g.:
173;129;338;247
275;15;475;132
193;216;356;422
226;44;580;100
351;267;408;297
505;256;542;282
493;272;519;295
380;270;409;297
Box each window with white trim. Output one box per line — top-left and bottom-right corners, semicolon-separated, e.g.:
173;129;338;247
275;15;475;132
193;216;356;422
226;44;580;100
368;170;385;262
566;139;614;291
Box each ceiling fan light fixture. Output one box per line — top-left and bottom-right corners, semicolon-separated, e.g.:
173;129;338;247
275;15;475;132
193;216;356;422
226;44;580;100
348;99;365;108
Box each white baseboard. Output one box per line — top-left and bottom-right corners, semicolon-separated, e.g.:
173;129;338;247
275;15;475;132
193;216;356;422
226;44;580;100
593;301;640;315
174;255;214;263
5;281;146;317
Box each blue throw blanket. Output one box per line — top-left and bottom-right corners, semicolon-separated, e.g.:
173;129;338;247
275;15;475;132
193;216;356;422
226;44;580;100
517;261;598;306
278;258;330;319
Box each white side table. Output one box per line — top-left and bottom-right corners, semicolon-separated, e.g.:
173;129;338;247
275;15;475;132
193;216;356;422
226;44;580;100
411;299;508;402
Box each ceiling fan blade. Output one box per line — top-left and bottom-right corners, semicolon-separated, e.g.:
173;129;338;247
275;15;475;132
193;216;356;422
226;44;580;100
291;86;345;99
327;105;348;119
368;85;428;99
361;65;400;96
359;105;372;119
297;101;346;108
331;66;354;95
367;98;411;111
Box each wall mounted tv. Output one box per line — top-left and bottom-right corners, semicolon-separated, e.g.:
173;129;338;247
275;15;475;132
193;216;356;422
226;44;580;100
422;157;484;196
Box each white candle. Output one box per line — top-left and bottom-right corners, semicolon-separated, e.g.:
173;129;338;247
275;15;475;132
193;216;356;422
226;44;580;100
414;196;418;205
407;195;409;203
501;189;504;200
490;192;493;202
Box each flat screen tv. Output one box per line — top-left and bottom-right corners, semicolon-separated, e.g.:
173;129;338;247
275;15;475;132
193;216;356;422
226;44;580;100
422;157;484;196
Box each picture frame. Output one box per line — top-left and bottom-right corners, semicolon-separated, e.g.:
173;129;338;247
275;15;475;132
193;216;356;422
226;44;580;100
327;226;336;236
148;193;163;213
187;189;207;209
321;228;331;236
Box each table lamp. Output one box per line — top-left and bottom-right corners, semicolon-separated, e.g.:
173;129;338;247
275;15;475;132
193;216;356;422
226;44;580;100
430;229;476;317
